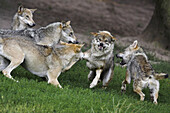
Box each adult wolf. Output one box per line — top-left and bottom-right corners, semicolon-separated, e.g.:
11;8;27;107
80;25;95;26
0;36;83;88
11;5;36;30
0;21;78;71
82;31;116;88
1;21;77;46
116;40;168;104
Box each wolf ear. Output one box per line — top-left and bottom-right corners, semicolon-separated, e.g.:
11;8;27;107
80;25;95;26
91;32;98;37
132;40;138;49
30;9;37;13
18;5;24;14
66;21;71;26
111;36;117;41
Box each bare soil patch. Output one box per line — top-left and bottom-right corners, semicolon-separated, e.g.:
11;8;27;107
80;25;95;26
0;0;169;61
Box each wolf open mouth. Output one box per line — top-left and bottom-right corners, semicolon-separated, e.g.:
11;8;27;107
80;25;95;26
120;59;126;65
98;45;103;50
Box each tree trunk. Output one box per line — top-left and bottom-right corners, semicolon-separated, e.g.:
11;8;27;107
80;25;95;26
140;0;170;50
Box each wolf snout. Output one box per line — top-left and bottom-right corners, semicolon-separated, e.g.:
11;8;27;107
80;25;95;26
32;23;36;27
99;43;103;47
116;54;122;58
27;23;35;27
68;41;72;43
75;41;79;44
68;41;79;44
120;60;126;65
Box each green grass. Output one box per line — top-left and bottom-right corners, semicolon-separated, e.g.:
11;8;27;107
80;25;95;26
0;59;169;113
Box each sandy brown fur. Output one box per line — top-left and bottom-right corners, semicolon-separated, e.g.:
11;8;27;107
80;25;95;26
0;36;83;88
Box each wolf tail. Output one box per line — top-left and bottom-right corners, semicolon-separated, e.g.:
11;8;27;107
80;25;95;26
155;73;168;80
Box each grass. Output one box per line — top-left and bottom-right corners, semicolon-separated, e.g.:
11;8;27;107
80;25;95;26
0;58;169;112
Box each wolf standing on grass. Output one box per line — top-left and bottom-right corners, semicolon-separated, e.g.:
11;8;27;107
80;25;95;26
82;31;116;88
0;35;84;88
116;40;169;104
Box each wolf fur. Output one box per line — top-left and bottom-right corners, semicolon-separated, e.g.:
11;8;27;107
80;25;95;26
0;21;78;71
82;31;116;88
116;40;169;104
11;5;36;30
0;36;83;88
1;21;77;46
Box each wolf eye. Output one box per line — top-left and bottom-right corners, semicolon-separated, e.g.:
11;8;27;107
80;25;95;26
26;15;29;19
69;32;73;36
105;40;108;42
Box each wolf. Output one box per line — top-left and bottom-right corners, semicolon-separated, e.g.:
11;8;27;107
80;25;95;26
0;21;78;73
0;21;77;46
0;36;84;88
11;5;36;30
82;31;116;88
116;40;169;104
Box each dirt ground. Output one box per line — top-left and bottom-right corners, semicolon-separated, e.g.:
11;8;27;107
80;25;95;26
0;0;169;61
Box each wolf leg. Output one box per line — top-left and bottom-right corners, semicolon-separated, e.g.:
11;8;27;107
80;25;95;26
149;80;159;104
2;44;25;82
121;70;131;93
47;68;62;89
133;80;145;101
88;70;95;81
102;67;114;88
90;69;102;88
0;56;9;71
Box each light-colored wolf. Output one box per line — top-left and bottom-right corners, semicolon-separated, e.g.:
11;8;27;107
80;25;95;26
11;5;36;30
82;31;116;88
116;40;168;104
0;21;77;46
0;36;84;88
0;21;78;72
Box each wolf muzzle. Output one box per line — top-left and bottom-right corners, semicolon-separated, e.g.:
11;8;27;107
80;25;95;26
27;23;35;27
116;54;126;65
68;41;79;44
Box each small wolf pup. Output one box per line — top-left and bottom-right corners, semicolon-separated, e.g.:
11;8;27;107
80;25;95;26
11;5;36;30
0;36;84;88
82;31;116;88
116;40;168;104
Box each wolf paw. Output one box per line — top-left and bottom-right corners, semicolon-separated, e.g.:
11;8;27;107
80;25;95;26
140;95;145;101
90;82;97;88
121;86;126;94
153;101;158;105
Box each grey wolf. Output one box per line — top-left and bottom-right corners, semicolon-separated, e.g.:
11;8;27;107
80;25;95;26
116;40;168;104
0;21;77;46
0;36;84;88
11;5;36;30
0;21;78;74
82;31;116;88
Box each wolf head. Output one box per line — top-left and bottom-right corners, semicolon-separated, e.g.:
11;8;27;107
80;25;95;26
60;21;78;44
116;40;144;65
91;31;116;52
17;5;36;28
